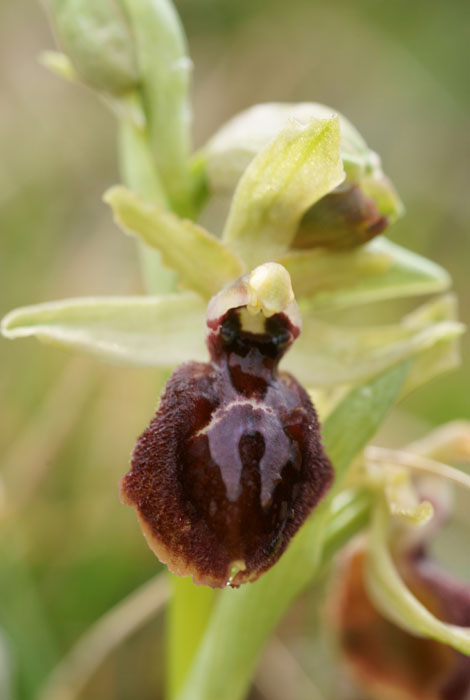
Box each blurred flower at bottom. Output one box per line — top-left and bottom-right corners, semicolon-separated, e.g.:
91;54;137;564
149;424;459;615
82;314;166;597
330;538;470;700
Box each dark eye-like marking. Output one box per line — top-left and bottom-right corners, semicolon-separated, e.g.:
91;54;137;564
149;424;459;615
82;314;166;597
220;315;239;346
121;296;333;588
265;316;292;348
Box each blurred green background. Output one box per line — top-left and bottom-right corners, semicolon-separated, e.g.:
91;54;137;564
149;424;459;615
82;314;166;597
1;1;469;698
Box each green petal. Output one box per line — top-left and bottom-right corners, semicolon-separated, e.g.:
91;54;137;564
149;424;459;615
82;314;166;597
1;295;207;367
176;363;408;700
285;296;463;388
104;186;244;298
366;501;470;655
283;237;450;311
205;102;379;193
222;117;345;267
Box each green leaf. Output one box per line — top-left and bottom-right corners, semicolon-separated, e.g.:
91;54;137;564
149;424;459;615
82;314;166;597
323;363;409;480
1;294;207;367
176;363;408;700
284;296;463;388
104;186;244;298
222;117;345;267
0;631;13;700
366;501;470;655
282;237;451;311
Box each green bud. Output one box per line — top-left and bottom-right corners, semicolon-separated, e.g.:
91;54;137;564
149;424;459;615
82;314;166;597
45;0;139;95
202;102;404;249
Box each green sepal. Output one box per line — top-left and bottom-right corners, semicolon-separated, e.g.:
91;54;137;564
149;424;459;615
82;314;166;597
282;237;451;311
285;295;463;389
1;294;207;367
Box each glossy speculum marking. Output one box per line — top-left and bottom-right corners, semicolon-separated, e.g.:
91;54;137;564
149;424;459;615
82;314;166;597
121;280;333;587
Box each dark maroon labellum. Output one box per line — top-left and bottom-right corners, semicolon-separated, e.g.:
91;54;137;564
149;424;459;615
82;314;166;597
121;293;333;587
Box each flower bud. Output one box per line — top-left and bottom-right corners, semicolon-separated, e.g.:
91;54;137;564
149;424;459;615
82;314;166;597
46;0;139;95
202;102;403;249
121;265;333;587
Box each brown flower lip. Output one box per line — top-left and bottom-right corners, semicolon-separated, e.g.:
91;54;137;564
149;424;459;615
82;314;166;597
330;544;470;700
293;183;388;250
121;287;333;588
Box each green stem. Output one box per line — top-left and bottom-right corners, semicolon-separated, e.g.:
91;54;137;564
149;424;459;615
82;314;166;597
122;0;194;216
117;95;214;700
118;115;177;294
167;576;215;699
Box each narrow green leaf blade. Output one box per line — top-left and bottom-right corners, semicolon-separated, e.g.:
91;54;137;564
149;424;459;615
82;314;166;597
284;237;451;311
323;364;409;479
222;117;345;267
1;294;207;367
177;363;408;700
105;186;244;298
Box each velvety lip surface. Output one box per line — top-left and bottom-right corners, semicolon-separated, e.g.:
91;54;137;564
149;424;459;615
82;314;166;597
122;305;333;588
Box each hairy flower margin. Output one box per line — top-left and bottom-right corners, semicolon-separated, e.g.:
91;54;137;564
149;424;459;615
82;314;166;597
2;0;469;698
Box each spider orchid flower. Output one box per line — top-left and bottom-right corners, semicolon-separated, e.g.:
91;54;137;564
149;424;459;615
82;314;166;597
1;113;463;589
